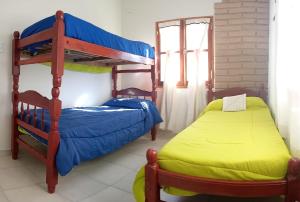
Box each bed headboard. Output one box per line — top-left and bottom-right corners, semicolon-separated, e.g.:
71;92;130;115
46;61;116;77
111;65;156;103
207;84;267;103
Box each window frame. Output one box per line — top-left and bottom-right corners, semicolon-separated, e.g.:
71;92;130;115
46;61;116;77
155;16;214;88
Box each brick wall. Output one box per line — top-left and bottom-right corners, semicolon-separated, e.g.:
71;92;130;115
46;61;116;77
214;0;269;91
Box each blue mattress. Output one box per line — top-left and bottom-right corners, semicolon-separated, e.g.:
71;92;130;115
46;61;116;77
20;98;162;175
21;13;155;59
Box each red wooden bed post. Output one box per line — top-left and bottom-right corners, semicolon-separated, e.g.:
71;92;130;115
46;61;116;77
150;65;157;141
145;149;160;202
47;10;65;194
150;126;157;141
11;31;21;160
285;158;300;202
112;65;117;98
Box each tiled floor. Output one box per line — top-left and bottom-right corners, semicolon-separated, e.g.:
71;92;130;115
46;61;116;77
0;131;283;202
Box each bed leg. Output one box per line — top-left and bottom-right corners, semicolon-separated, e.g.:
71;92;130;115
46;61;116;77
145;149;160;202
151;126;157;141
11;115;19;160
46;113;60;194
47;181;57;194
11;117;19;160
46;158;58;193
285;158;300;202
46;132;59;194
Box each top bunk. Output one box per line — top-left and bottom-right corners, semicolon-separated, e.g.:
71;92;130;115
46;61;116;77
15;10;155;67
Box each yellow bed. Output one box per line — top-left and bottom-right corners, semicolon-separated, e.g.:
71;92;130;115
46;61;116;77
133;97;291;201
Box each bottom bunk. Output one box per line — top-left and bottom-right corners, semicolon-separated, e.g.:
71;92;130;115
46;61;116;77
18;98;162;176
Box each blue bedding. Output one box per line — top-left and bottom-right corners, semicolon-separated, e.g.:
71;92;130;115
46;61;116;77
21;13;155;59
20;98;162;175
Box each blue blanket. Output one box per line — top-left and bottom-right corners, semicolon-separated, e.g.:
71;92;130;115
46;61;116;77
21;13;154;59
20;98;162;175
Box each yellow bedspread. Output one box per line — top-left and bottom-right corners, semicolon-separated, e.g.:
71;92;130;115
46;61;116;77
133;97;291;202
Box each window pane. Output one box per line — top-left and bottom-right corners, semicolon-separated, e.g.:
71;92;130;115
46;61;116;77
160;53;180;83
186;23;208;50
186;51;208;82
160;26;180;52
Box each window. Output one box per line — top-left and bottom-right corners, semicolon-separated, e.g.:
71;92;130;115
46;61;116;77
156;17;214;87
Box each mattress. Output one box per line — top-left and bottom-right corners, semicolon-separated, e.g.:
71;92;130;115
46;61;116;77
133;97;291;201
19;98;162;175
21;13;154;59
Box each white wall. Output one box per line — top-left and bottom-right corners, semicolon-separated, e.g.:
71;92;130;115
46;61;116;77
120;0;221;99
0;0;122;150
268;0;277;116
122;0;221;45
268;0;300;157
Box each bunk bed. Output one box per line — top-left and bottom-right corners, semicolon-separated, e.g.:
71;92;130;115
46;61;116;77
138;87;300;202
11;11;162;193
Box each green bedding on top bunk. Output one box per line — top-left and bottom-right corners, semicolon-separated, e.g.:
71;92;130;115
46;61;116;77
43;62;112;74
133;97;291;202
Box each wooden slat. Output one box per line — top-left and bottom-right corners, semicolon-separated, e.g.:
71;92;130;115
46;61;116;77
18;28;54;49
65;50;94;59
41;109;45;130
17;119;48;140
20;102;24;121
104;61;138;66
73;56;110;62
116;69;151;73
33;106;37;127
25;104;30;123
64;37;154;65
158;169;287;197
17;138;47;164
18;53;52;65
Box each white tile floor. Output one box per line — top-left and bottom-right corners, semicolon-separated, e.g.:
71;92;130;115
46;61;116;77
0;131;283;202
0;131;175;202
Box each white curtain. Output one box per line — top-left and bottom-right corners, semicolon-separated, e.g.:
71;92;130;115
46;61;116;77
160;24;208;133
269;0;300;157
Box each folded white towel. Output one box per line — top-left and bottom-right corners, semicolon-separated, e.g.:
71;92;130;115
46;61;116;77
222;94;246;112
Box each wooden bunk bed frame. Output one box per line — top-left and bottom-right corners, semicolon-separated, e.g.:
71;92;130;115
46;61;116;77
145;87;300;202
12;10;157;193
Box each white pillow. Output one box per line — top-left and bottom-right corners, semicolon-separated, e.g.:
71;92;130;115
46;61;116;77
222;94;246;112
